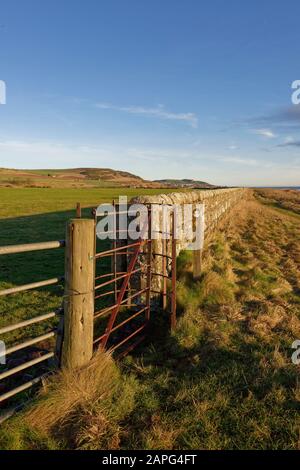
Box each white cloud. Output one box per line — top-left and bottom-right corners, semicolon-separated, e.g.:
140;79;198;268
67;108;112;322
253;128;276;139
219;155;278;169
283;136;295;144
95;102;198;128
0;139;202;171
219;156;260;166
0;140;116;168
2;139;298;186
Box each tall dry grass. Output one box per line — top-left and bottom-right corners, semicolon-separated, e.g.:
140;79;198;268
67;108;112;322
255;188;300;215
1;194;300;450
0;350;137;450
26;350;117;433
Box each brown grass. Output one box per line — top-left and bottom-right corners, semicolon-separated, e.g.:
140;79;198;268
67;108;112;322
255;188;300;215
21;350;137;449
26;350;116;433
1;192;299;450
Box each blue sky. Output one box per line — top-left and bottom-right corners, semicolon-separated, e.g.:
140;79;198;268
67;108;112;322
0;0;300;186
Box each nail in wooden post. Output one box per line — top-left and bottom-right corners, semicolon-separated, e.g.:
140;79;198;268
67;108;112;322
62;219;95;369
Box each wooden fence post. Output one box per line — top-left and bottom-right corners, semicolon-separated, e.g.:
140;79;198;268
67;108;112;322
193;203;204;281
76;202;82;218
62;219;95;369
193;249;202;281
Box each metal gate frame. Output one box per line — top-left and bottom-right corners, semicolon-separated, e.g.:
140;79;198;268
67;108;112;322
93;203;177;356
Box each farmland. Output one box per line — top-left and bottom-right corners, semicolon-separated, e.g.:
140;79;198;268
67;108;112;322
0;186;177;366
0;188;300;449
255;188;300;216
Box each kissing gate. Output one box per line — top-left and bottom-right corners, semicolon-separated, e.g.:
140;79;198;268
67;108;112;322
0;201;177;412
92;203;177;357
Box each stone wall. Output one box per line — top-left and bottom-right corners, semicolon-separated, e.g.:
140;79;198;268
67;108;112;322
129;187;248;294
131;187;247;254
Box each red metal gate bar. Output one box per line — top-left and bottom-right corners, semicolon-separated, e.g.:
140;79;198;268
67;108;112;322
100;212;151;349
100;239;148;348
95;241;142;259
95;264;149;291
110;323;147;353
116;335;146;359
171;213;177;330
94;286;149;319
146;212;152;321
96;271;127;281
162;237;167;310
93;306;148;345
112;200;117;303
93;201;177;355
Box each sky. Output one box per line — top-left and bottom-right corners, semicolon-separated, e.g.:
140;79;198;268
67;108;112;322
0;0;300;186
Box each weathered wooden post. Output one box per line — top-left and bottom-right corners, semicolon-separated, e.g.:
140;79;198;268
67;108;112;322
193;249;202;281
76;202;82;218
192;203;205;281
62;219;95;369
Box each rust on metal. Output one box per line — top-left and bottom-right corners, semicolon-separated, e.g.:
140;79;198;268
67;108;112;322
171;212;177;330
93;201;177;355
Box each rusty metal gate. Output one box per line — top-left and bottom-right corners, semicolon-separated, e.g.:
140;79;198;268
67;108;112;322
92;203;177;357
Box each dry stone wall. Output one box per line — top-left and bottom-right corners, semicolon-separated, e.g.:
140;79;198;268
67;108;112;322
130;187;248;294
131;188;247;254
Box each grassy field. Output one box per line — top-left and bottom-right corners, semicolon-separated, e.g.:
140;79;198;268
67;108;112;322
0;167;161;189
0;187;178;219
0;189;299;449
0;187;176;399
255;188;300;216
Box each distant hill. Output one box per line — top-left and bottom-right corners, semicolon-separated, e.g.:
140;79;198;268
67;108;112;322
0;167;216;190
0;167;161;189
154;178;216;189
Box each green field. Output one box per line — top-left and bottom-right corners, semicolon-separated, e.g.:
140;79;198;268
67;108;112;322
0;187;176;376
0;186;176;280
1;189;300;450
0;187;177;219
